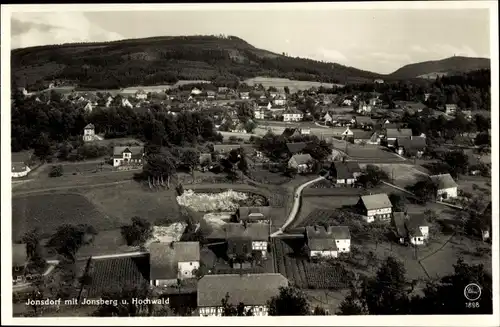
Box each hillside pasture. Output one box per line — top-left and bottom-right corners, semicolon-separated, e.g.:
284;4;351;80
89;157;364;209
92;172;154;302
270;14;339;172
358;163;429;188
243;77;344;93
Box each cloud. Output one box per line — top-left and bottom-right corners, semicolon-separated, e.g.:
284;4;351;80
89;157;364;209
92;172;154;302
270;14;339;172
315;47;348;63
10;12;124;49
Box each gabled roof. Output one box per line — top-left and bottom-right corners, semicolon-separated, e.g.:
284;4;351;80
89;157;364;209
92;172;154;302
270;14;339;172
345;161;362;173
308;238;338;251
392;212;408;238
290;153;313;165
396;137;426;150
286;142;308;154
149;241;200;280
360;193;392;210
208;223;270;240
305;225;350;240
429;173;458;190
351;129;374;140
386;128;412;138
112;146;144;156
197;273;288;307
282;128;301;138
331;162;354;180
213;144;241;153
355;116;374;125
84;123;95;129
227;238;253;256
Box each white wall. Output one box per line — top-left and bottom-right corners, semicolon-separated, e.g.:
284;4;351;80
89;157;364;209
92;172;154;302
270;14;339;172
199;305;269;317
336;239;351;253
178;261;199;279
12;166;31;178
151;278;177;287
310;250;338;258
437;187;458;199
366;207;392;221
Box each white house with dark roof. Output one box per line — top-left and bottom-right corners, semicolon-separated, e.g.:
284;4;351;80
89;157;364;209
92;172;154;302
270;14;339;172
211;222;270;258
283;108;304;122
135;89;148;100
305;225;351;258
149;241;200;287
358;193;393;223
288;153;313;173
445;104;457;115
197;273;288;316
430;173;458;200
112;146;144;167
392;212;429;246
237;206;271;223
386;128;412;147
83;123;96;142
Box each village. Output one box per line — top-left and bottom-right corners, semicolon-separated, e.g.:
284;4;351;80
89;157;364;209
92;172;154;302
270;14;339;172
10;74;493;317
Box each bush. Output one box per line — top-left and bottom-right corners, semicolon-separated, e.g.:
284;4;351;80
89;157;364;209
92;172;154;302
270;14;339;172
49;165;63;177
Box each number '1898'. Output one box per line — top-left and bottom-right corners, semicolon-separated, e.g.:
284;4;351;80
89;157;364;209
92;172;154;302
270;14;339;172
465;302;480;309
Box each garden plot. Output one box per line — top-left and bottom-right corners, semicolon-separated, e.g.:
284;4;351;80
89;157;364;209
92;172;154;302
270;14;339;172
203;212;233;229
359;163;427;188
177;189;247;212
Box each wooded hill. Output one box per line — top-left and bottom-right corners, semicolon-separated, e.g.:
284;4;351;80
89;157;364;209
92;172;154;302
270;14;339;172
12;35;385;90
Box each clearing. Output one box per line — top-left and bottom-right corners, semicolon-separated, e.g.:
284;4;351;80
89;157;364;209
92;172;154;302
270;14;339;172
358;163;429;188
243;77;343;92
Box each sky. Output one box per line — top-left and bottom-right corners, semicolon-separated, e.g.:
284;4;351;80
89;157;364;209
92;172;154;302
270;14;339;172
9;7;491;74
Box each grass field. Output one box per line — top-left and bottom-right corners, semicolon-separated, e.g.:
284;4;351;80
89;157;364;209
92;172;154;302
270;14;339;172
359;163;428;188
344;146;402;160
243;77;344;93
83;182;181;226
12;193;108;242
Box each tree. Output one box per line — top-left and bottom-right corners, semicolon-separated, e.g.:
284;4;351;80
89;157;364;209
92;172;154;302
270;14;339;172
49;164;64;177
220;293;253;316
46;224;97;262
284;86;290;94
236;102;254;124
358;165;389;188
389;193;407;212
143;150;177;189
121;216;153;247
443;150;469;178
244;120;257;133
33;133;53;160
268;286;310;316
423;209;438;223
407;178;438;203
411;258;493;314
474;132;490;146
313;306;328;315
182;148;200;178
338;257;412;315
21;228;46;273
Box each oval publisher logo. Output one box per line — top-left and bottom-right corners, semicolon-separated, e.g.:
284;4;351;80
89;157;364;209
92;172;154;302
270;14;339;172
464;283;481;301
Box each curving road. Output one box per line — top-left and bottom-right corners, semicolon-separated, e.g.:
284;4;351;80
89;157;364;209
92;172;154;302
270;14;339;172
271;175;326;237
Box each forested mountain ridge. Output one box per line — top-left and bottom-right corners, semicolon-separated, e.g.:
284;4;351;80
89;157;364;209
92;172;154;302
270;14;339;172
388;56;490;80
11;35;385;90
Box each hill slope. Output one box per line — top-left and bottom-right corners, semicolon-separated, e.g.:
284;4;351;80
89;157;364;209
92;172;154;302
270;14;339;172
388;56;490;80
11;35;384;90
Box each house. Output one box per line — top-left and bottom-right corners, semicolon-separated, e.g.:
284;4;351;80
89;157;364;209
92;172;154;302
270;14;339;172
206;91;216;99
82;123;96;142
149;241;200;287
254;108;266;120
324;112;333;124
237;206;271;223
445;104;457;115
191;88;203;96
354;116;374;129
198;153;213;171
305;225;351;258
286;142;308;155
374;79;384;84
112;146;144;167
210;223;270;258
395;136;427;157
256;100;272;110
351;130;377;144
135;90;148;100
121;98;133;108
240;92;250;100
273;94;287;106
340;126;354;139
12;243;27;284
342;99;353;106
231;123;247;133
282;128;303;139
83;102;94;112
11;152;33;178
392;212;429;246
288;154;314;173
330;161;357;185
197;273;288;316
358;193;393;223
358;104;373;113
283;108;303;122
424;93;431;102
429;173;458;200
386;128;412;147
